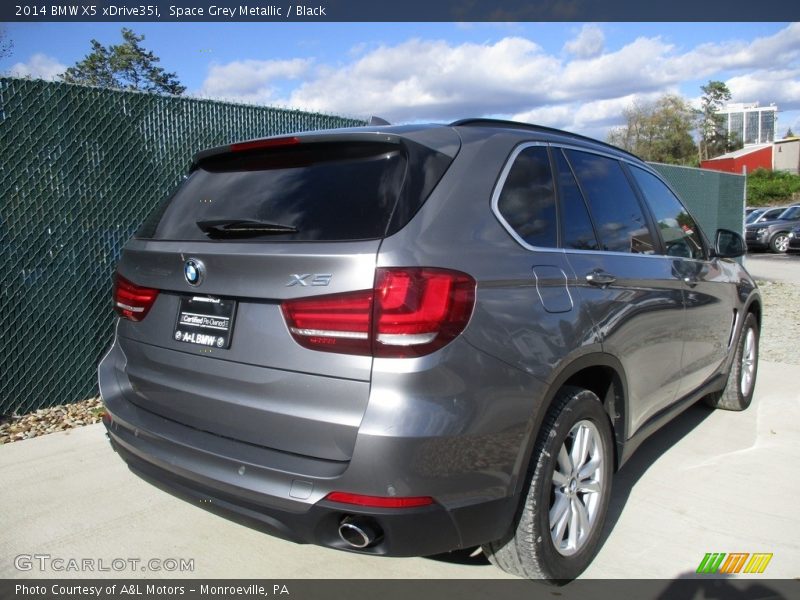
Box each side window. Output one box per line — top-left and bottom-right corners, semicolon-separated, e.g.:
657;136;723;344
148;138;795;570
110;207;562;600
630;167;705;260
565;150;655;254
553;149;599;251
496;145;558;248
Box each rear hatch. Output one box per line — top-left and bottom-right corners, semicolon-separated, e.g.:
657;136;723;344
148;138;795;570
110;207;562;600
113;130;458;462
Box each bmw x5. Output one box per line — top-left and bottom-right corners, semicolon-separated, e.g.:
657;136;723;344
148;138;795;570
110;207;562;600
99;119;761;581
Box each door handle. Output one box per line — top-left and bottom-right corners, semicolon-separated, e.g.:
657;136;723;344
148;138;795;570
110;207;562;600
585;270;617;287
683;276;698;288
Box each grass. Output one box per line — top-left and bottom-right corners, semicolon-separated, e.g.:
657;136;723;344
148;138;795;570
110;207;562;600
747;169;800;206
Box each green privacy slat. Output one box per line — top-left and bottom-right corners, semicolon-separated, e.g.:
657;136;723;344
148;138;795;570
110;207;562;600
650;162;746;237
0;77;366;415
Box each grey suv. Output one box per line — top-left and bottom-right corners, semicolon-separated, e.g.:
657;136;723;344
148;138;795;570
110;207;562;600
745;204;800;253
99;119;761;581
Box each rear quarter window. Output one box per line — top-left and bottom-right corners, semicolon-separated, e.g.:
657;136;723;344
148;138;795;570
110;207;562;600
495;145;558;248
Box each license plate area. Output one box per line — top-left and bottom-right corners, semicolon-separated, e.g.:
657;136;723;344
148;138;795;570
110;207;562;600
174;296;236;349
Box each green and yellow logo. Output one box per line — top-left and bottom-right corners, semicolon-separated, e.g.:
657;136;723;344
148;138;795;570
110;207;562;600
696;552;773;574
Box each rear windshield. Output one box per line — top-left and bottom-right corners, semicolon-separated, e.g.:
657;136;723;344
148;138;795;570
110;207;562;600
136;140;451;242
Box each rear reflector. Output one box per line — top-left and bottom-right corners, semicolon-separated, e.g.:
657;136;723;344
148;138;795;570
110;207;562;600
324;492;434;508
281;267;475;358
113;274;159;322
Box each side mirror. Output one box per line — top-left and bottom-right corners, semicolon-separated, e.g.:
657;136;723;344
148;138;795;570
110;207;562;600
714;229;746;258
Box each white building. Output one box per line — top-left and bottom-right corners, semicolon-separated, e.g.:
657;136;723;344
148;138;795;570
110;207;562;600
716;102;777;146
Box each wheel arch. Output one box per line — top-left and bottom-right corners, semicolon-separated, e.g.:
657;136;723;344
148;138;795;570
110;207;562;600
514;352;629;498
745;294;762;330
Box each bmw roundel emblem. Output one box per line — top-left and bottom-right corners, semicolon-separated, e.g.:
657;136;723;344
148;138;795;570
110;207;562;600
184;258;205;286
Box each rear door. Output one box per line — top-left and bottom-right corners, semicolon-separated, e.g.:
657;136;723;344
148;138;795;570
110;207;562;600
114;135;456;461
492;143;576;317
556;148;686;436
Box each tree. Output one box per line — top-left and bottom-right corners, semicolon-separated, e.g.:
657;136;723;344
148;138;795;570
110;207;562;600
60;28;185;95
0;27;12;59
698;80;732;161
607;94;697;165
785;128;796;139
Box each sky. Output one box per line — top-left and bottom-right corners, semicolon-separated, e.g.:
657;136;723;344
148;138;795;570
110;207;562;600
2;21;799;141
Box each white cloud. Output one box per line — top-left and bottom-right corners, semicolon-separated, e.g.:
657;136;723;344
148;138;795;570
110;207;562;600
563;24;605;58
198;23;800;136
512;91;670;134
726;69;800;111
285;37;561;121
662;22;800;81
200;58;311;103
9;53;65;80
558;36;675;99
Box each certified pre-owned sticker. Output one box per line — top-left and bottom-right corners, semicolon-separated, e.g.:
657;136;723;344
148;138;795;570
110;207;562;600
179;312;229;330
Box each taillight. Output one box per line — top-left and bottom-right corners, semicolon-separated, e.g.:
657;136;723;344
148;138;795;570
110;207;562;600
281;267;475;358
280;289;373;355
113;274;159;322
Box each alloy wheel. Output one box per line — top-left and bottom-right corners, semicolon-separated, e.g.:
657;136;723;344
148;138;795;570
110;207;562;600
740;327;757;396
549;420;605;556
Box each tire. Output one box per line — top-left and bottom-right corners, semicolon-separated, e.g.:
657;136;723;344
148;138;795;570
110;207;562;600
769;232;789;253
483;386;613;582
705;312;759;411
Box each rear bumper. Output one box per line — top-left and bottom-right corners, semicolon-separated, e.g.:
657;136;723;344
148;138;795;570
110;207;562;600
103;399;517;557
99;338;535;556
109;428;520;557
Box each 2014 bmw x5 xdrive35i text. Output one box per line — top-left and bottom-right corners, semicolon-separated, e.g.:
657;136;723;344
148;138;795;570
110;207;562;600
99;119;760;581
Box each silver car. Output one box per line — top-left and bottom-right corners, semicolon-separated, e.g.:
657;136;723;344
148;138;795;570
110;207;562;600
99;119;761;581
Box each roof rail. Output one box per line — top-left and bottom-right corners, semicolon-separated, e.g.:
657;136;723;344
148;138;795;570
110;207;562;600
449;118;640;161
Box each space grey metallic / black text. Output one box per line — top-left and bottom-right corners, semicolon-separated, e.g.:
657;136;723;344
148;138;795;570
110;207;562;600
99;119;761;581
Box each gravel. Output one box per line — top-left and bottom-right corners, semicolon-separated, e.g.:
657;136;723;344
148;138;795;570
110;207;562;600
0;397;104;445
1;279;797;446
754;279;800;365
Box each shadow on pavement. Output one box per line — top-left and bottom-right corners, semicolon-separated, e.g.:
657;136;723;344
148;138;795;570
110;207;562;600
597;402;715;550
425;546;491;566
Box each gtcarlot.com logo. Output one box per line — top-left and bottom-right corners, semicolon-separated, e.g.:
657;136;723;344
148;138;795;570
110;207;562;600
14;554;195;573
696;552;773;574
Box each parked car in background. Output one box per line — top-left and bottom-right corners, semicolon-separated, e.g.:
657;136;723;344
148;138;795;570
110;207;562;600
788;222;800;253
746;205;800;253
99;119;761;582
746;206;787;226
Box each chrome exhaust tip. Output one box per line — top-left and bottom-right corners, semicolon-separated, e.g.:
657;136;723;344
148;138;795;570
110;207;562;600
338;516;382;548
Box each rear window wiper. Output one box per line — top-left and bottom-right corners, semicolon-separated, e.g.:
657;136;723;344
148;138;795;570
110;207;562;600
197;219;299;239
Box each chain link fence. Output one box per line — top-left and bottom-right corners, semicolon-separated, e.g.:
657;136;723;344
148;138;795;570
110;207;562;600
0;77;365;416
650;163;746;236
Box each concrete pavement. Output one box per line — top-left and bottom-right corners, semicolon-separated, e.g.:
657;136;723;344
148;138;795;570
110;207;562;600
1;361;798;580
745;252;800;283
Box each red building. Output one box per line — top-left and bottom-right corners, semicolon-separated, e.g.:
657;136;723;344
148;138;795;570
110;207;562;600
700;144;773;174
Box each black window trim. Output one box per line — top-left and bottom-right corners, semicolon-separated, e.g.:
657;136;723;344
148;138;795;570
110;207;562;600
552;146;602;253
